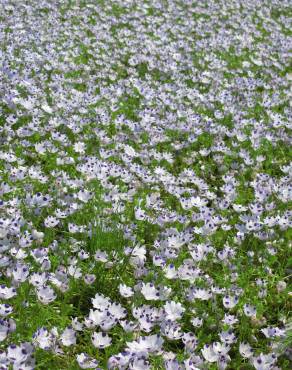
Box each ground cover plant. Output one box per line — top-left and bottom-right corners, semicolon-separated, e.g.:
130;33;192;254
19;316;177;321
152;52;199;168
0;0;291;369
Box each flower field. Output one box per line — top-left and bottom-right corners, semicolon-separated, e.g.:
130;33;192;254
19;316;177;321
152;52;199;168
0;0;291;369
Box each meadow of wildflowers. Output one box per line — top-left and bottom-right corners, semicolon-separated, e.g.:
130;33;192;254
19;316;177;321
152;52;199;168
0;0;291;369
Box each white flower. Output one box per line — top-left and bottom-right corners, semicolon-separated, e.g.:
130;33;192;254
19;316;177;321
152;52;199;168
130;245;146;266
71;317;83;331
84;274;96;285
0;285;17;300
164;264;177;279
219;330;237;344
0;320;8;342
33;327;53;349
126;334;164;353
74;142;86;154
261;326;285;338
60;327;76;346
213;342;230;355
223;295;239;309
218;354;231;370
119;284;134;298
77;189;92;203
36;285;56;304
78;250;90;260
32;229;44;240
91;293;111;310
44;216;59;228
276;281;286;292
162;322;183;340
12;264;29;283
41;104;53;114
135;207;147;221
191;317;203;328
164;359;182;370
239;342;254;358
138;316;155;332
29;272;48;287
108;302;127;320
35;143;46;155
243;303;257;317
164;301;185;321
120;320;137;332
167;236;185;250
129;357;151;370
251;353;277;370
89;309;108;327
68;265;82;279
192;288;212;301
76;353;99;369
124;145;137;157
191;196;208;208
94;250;108;262
222;314;238;326
7;343;33;365
184;356;202;370
201;344;218;363
0;303;13;316
202;342;231;368
182;332;198;351
141;282;160;300
91;332;112;349
233;204;247;212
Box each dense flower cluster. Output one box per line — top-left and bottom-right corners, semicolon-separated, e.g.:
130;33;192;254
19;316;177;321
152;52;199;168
0;0;291;369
